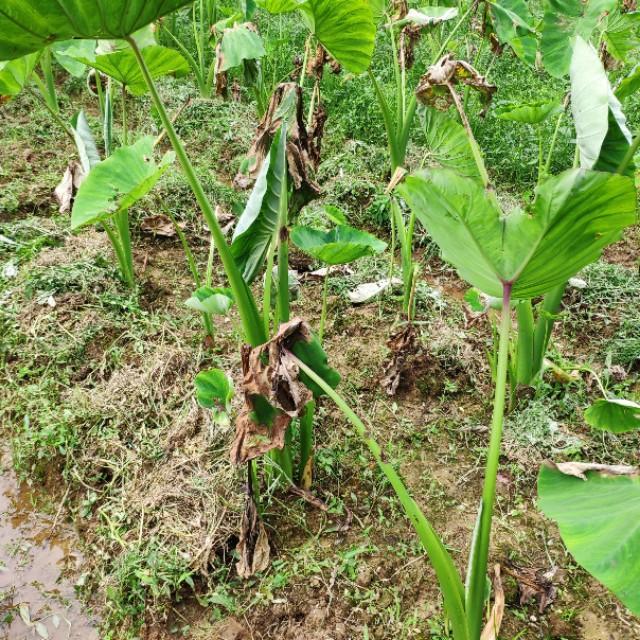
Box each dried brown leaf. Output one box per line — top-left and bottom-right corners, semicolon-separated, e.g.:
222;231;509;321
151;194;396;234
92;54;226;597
416;54;497;111
236;494;270;578
381;324;420;396
230;319;316;465
504;564;558;613
140;214;183;237
548;461;639;481
481;565;505;640
54;161;85;214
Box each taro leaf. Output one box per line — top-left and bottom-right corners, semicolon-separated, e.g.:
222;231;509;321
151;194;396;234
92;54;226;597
494;100;562;125
71;137;174;230
421;107;481;181
77;45;189;96
416;55;496;111
231;319;339;464
290;225;386;266
603;9;640;62
231;127;287;284
299;0;376;74
217;23;265;73
538;463;640;615
571;37;632;172
0;0;193;61
399;167;636;299
487;0;537;65
540;0;617;78
185;286;234;315
71;110;101;173
397;7;458;27
368;0;387;23
0;52;39;100
584;398;640;434
323;205;348;225
51;40;97;77
195;368;234;417
616;64;640;100
256;0;305;13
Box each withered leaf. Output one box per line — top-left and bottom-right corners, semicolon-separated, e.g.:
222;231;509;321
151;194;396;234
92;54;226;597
230;319;316;465
236;494;270;579
416;54;497;111
233;83;321;211
140;214;183;237
381;324;420;396
504;564;558;614
548;461;638;481
54;161;86;214
481;565;505;640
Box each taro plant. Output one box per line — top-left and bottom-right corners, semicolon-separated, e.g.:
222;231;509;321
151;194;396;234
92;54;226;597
290;222;387;341
290;36;638;640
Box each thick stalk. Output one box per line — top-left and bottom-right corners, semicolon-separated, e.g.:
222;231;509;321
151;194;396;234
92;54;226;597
617;134;640;175
369;70;402;171
40;48;59;114
127;36;266;347
466;283;512;640
121;86;128;146
544;101;567;176
263;233;277;336
515;300;534;385
293;356;469;640
388;23;403;129
532;283;565;377
276;181;290;326
104;80;114;157
319;266;331;343
114;210;135;288
95;70;105;119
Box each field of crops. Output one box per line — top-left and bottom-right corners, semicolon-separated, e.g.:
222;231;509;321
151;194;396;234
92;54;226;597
1;1;639;639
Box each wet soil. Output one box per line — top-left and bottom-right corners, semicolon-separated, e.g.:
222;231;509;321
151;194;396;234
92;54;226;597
0;449;98;640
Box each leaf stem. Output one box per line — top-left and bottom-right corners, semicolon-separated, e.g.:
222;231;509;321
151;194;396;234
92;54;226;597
319;266;331;342
127;35;266;347
616;133;640;175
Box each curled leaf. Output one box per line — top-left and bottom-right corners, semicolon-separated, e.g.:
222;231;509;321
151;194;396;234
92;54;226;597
584;397;640;434
54;161;86;214
416;55;496;111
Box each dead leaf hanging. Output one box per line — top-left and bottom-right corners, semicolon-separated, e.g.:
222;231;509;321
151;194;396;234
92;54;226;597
416;54;497;111
230;319;317;465
504;564;558;614
236;493;270;578
54;161;86;214
481;565;505;640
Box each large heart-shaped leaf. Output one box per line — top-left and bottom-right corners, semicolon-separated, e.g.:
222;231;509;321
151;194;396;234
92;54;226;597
78;45;188;95
584;398;640;434
291;225;386;265
571;37;632;173
541;0;617;78
232;127;288;284
538;464;640;615
71;137;174;230
421;107;481;181
399;167;636;298
217;23;266;73
494;100;562;125
0;52;39;99
51;40;97;77
488;0;537;65
0;1;193;61
603;9;640;63
300;0;375;73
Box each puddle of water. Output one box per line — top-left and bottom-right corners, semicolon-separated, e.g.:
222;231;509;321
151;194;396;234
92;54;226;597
0;451;99;640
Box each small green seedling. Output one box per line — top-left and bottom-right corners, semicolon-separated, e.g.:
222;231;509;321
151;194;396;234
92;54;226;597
195;369;234;426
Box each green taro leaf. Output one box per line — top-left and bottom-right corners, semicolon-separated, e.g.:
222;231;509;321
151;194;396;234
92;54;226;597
571;37;632;172
300;0;375;74
584;398;640;433
185;286;234;315
488;0;537;65
541;0;617;78
398;7;458;27
538;464;640;615
291;225;386;266
257;0;305;13
603;10;640;62
399;167;636;299
0;52;39;98
78;45;189;96
494;100;562;124
218;24;266;72
0;0;193;61
51;40;96;77
616;64;640;99
231;127;288;284
323;205;348;225
71;137;174;230
291;332;341;398
421;107;481;181
195;369;234;411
